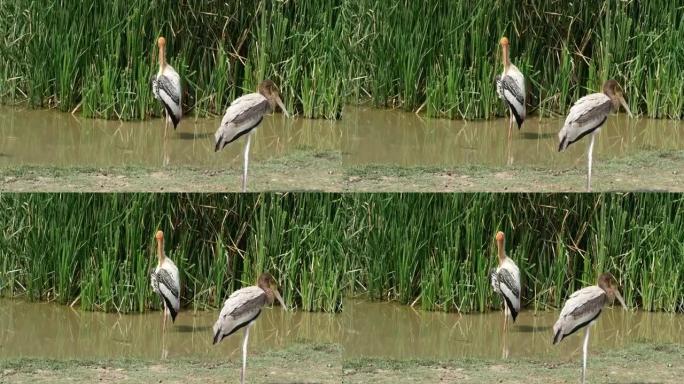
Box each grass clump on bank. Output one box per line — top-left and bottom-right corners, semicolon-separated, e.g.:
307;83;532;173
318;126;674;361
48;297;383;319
0;193;683;314
1;1;682;120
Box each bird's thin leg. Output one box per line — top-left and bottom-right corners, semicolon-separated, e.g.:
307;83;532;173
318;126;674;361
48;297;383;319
161;316;168;360
163;115;170;167
240;322;254;384
581;326;590;384
162;307;167;332
242;133;252;193
586;134;596;192
507;116;513;165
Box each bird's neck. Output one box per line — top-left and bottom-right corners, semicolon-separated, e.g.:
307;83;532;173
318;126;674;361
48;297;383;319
497;243;506;266
502;45;510;72
260;286;275;305
156;240;165;265
158;46;167;71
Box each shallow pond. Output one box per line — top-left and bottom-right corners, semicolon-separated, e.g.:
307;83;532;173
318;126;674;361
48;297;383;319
1;299;682;361
1;106;682;169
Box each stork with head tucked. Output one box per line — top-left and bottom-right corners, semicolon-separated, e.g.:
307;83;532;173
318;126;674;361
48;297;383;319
558;80;633;191
213;273;287;384
553;273;628;384
150;230;180;331
152;37;182;138
496;37;526;148
214;80;290;192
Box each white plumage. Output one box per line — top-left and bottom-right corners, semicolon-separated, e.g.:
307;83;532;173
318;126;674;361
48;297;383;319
552;273;627;384
212;273;286;384
152;37;182;130
214;93;270;150
552;285;605;343
557;80;633;191
214;80;289;192
153;65;182;128
495;257;521;319
212;286;266;344
557;93;612;151
497;64;526;129
151;230;180;329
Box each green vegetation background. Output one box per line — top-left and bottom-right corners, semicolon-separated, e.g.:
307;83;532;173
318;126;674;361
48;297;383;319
1;193;682;314
1;1;682;120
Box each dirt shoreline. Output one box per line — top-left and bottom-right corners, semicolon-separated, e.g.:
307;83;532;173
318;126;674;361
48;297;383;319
1;343;681;383
0;149;682;192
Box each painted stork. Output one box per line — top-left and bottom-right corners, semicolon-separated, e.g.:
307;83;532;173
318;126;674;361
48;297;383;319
496;37;526;144
150;230;180;331
213;273;286;384
553;273;627;384
490;231;521;334
214;80;290;192
558;80;633;191
152;37;182;137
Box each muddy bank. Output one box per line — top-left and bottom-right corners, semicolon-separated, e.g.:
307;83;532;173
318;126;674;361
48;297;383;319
1;149;682;192
2;343;680;383
343;343;684;384
0;343;341;384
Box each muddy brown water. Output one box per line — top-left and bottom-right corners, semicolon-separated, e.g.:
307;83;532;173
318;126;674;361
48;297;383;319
1;298;682;361
1;106;682;169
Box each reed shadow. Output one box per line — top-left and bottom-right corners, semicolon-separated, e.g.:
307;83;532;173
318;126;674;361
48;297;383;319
519;132;555;140
513;325;551;333
176;132;213;140
174;325;211;333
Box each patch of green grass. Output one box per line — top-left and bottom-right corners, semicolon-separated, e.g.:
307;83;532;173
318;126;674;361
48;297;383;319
1;2;682;120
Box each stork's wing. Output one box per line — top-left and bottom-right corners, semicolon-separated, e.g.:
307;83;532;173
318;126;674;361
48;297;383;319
553;285;606;344
500;75;525;107
490;268;501;294
497;261;521;316
154;65;182;128
558;93;612;151
212;286;266;343
498;66;526;128
214;93;269;151
154;259;181;321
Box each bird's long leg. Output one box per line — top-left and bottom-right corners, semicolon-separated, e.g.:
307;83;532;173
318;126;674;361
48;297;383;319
241;133;252;193
504;305;509;333
162;306;167;332
581;326;591;384
586;134;596;192
161;314;168;360
163;114;170;167
507;115;513;166
240;322;254;384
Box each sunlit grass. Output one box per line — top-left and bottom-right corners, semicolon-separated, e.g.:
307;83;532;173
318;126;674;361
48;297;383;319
1;194;682;314
0;2;681;120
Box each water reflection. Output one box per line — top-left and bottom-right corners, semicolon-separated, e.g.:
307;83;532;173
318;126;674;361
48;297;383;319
1;106;682;169
1;299;682;361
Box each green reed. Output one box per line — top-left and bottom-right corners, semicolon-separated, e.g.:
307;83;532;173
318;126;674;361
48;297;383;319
0;193;683;314
1;1;682;121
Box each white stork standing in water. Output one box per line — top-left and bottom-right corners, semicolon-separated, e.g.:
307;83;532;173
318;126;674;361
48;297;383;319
150;230;180;331
213;273;286;384
496;37;526;152
152;37;182;138
553;273;628;384
214;80;290;192
558;79;633;191
490;231;521;334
